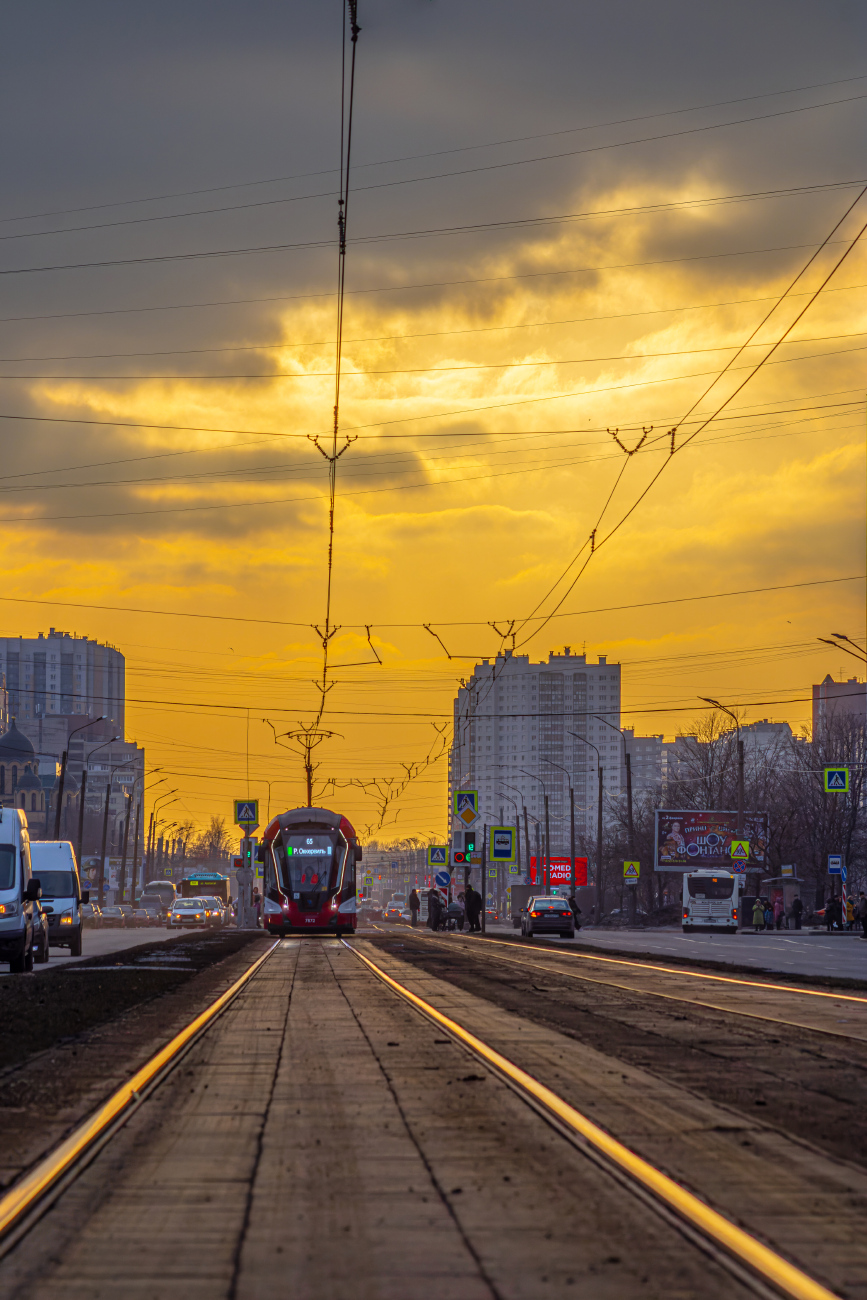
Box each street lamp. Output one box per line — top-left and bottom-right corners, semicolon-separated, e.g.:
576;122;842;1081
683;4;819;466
567;731;603;923
593;714;638;922
75;735;119;878
699;698;744;837
147;790;180;882
97;754;136;907
497;778;531;882
53;715;106;839
543;758;575;898
518;768;549;891
819;633;867;665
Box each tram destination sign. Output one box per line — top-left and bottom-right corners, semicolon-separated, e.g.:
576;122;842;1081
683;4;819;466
654;810;768;872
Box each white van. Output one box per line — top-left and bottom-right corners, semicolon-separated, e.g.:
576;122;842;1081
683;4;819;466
29;841;87;957
0;808;42;972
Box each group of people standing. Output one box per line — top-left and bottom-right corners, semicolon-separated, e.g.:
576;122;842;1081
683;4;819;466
750;891;867;935
407;884;484;931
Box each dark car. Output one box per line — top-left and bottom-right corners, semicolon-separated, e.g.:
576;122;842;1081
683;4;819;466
79;902;103;929
33;905;50;963
99;905;127;928
521;896;575;939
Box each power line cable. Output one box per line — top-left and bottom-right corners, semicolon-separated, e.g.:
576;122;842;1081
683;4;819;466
3;72;864;224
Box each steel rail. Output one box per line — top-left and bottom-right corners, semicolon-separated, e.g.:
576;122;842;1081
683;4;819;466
345;940;837;1300
477;933;867;1003
0;939;279;1252
412;932;867;1042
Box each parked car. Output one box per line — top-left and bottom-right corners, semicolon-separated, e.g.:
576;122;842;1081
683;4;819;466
0;808;42;973
99;905;127;928
520;896;576;940
33;903;50;964
29;840;86;957
168;898;208;928
79;901;103;929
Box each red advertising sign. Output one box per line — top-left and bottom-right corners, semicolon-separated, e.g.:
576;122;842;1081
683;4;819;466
529;856;588;887
654;810;769;871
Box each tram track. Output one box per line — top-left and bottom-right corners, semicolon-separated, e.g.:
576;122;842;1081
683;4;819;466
407;930;867;1043
0;939;279;1257
344;939;838;1300
0;934;862;1298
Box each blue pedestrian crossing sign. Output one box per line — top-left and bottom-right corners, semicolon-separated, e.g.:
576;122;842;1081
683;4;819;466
823;767;849;793
427;845;448;868
454;789;479;827
234;799;259;830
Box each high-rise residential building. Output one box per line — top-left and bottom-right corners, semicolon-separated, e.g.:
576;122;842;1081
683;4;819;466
450;649;622;855
812;674;866;734
0;630;125;747
621;729;664;801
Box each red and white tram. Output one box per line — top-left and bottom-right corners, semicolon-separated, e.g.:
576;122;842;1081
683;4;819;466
258;805;360;936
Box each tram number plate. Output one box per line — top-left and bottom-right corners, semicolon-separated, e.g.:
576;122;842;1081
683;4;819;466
304;916;317;923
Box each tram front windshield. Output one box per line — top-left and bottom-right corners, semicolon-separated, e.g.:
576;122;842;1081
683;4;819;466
280;834;340;892
688;876;734;899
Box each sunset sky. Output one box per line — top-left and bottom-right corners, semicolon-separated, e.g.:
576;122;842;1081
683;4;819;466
0;2;864;841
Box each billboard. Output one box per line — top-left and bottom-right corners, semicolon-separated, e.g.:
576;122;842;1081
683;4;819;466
654;810;768;872
529;856;588;887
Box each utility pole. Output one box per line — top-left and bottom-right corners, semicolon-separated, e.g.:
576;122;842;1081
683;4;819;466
76;768;87;869
595;764;603;924
570;785;576;901
117;795;131;907
54;749;68;839
130;800;141;904
523;807;531;886
480;823;487;933
97;780;111;907
626;751;636;925
544;794;550;894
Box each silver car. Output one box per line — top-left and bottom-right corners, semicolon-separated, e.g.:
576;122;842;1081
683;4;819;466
520;895;576;939
168;898;208;928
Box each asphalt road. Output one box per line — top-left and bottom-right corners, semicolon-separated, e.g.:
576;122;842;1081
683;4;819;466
33;924;218;971
549;925;867;979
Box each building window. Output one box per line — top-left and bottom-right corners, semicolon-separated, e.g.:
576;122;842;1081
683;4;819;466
31;793;37;812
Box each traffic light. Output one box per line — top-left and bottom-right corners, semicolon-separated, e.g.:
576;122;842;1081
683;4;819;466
241;838;256;869
464;831;477;854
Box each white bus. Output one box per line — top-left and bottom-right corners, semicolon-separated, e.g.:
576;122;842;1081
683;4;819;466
682;870;739;933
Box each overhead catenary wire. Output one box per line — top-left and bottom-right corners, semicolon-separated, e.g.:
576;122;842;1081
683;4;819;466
3;71;864;225
512;187;867;647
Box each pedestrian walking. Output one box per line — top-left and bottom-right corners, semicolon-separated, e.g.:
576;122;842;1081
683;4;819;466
465;884;482;932
568;893;582;931
791;895;803;931
408;888;420;928
858;892;867;939
752;898;765;932
427;887;442;931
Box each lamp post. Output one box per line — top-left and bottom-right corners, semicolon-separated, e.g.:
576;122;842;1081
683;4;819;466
75;734;118;871
699;698;744;837
97;754;133;907
147;790;180;883
518;768;548;891
53;716;106;839
496;778;531;884
593;715;637;922
543;758;574;898
567;731;603;923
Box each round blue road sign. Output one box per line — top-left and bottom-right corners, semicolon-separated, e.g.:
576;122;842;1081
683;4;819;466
434;870;451;888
